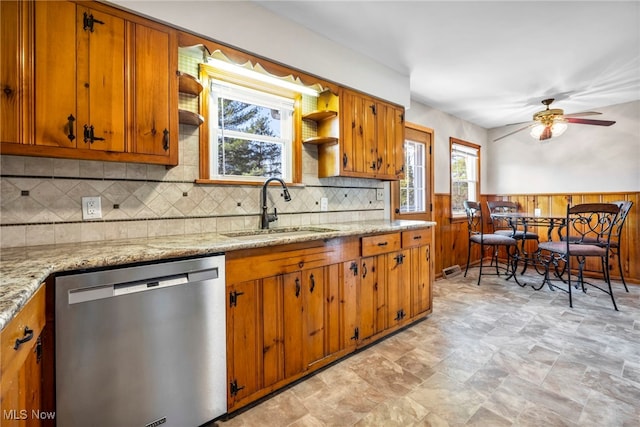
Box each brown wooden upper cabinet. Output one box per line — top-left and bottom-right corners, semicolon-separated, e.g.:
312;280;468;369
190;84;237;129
317;88;405;180
0;0;179;166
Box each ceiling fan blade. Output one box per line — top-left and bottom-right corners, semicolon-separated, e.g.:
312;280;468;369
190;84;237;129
493;123;535;142
566;118;616;126
562;111;602;118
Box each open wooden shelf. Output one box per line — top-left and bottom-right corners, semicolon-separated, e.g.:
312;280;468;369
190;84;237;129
179;109;204;126
302;110;337;122
178;72;203;96
302;136;338;145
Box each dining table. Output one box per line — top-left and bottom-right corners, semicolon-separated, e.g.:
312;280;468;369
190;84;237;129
489;211;567;289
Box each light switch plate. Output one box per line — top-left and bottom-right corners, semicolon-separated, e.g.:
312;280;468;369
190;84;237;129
82;196;102;220
320;197;328;211
376;189;384;201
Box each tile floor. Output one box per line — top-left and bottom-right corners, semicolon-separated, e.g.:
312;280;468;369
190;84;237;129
217;269;640;426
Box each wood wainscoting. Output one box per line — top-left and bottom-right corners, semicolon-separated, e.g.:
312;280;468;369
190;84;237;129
433;192;639;285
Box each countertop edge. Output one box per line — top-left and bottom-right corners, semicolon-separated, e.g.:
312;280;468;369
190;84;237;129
0;220;436;331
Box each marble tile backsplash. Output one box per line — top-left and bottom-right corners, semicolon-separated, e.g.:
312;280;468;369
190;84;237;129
0;125;384;248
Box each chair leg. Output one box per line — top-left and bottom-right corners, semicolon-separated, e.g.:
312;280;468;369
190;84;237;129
616;252;629;292
477;243;484;286
567;256;573;308
603;256;619;311
464;240;472;277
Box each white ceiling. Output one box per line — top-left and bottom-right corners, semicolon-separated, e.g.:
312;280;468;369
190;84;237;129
255;1;640;129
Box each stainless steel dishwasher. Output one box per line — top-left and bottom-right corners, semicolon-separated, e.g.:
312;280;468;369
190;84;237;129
55;254;226;427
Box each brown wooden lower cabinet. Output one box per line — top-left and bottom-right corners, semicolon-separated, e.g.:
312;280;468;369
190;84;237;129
225;228;434;413
0;285;47;427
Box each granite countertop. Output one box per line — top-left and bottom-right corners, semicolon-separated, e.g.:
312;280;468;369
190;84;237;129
0;219;435;331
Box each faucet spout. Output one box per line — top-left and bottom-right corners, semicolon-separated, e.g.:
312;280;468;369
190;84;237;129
261;177;291;229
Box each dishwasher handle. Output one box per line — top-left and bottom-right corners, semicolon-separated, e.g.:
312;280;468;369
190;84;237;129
68;267;220;305
113;274;189;296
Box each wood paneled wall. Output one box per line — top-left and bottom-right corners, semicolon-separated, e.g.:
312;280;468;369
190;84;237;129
433;192;639;284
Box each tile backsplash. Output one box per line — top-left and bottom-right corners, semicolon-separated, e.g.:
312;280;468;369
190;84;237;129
0;124;384;248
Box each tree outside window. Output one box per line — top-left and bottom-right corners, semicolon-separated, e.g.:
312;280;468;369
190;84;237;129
450;138;479;217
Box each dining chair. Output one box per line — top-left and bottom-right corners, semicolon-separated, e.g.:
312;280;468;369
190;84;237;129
487;200;539;273
463;200;519;286
537;203;621;310
609;201;633;292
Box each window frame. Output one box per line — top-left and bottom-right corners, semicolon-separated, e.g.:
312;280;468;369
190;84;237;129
392;123;434;221
208;80;295;182
450;137;480;219
197;62;303;185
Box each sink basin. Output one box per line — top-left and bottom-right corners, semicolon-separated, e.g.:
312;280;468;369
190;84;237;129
221;226;336;239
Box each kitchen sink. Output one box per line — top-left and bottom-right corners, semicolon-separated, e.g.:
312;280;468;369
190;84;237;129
221;226;336;239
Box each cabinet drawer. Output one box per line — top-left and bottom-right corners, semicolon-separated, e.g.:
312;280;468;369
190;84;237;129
227;237;359;283
1;285;45;375
402;228;432;248
361;233;401;256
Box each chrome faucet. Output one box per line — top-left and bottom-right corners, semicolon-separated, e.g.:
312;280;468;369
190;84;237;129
261;177;292;229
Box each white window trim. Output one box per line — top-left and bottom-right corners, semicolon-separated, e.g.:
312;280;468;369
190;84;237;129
209;79;294;182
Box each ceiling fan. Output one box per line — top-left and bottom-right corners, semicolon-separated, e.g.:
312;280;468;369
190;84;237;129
494;98;616;142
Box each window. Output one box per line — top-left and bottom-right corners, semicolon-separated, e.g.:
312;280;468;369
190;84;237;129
400;139;426;213
209;80;294;182
392;123;433;221
450;138;480;217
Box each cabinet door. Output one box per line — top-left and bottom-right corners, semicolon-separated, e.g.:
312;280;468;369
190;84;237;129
78;5;125;152
226;280;261;405
283;267;326;375
282;272;304;377
34;1;77;148
376;102;405;179
131;22;176;158
303;267;325;367
340;89;357;174
386;249;411;326
0;286;45;426
340;260;359;348
34;2;125;151
411;244;432;317
358;255;386;341
0;0;32;145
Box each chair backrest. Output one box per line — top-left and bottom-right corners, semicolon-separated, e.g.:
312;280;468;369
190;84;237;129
463;200;484;236
610;200;634;246
487;200;519;232
565;203;620;248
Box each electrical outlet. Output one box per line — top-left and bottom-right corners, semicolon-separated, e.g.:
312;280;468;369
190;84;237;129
320;197;328;211
82;196;102;220
376;189;384;201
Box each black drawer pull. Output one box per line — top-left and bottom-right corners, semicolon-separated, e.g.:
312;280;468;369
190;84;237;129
14;326;34;350
377;242;388;247
413;235;422;240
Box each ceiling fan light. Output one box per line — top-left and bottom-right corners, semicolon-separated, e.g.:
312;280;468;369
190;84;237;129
551;121;568;137
529;120;568;140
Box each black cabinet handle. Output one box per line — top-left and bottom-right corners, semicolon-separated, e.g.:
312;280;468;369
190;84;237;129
83;12;104;32
343;153;348;168
67;114;76;141
413;235;422;240
377;242;388;247
163;128;169;151
14;326;34;350
362;262;367;279
295;277;301;297
309;274;315;293
349;261;358;276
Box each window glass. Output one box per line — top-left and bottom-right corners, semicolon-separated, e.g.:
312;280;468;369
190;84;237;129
451;140;479;216
210;81;294;181
400;140;425;213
